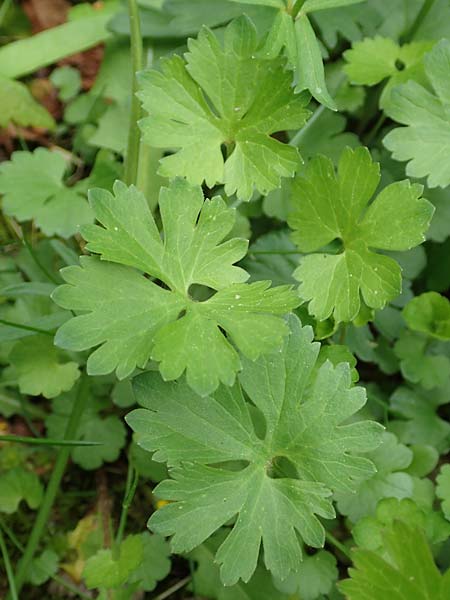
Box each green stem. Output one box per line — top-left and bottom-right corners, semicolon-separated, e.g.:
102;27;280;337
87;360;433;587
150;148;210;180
0;318;54;336
403;0;437;42
23;237;59;285
154;575;191;600
292;0;306;18
124;0;144;186
10;376;90;596
363;113;387;146
113;464;139;558
0;528;18;600
325;531;352;561
0;434;102;447
290;73;345;147
249;249;300;255
0;519;92;600
0;0;12;27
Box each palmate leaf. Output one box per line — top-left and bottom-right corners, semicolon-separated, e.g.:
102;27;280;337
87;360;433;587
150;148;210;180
384;40;450;188
127;315;383;585
230;0;364;108
138;16;310;201
288;146;433;322
52;179;298;396
344;36;433;109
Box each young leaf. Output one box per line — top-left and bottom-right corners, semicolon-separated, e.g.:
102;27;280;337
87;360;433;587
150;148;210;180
344;37;433;109
0;467;43;514
26;549;59;586
288;146;433;322
340;521;450;599
138;16;310;200
8;335;80;399
0;148;93;238
128;533;171;591
0;76;55;129
83;534;143;589
127;314;382;585
384;40;450;188
52;179;299;396
403;292;450;341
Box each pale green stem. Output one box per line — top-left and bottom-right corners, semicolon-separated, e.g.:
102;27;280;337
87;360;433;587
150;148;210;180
0;528;18;600
10;376;90;596
124;0;144;186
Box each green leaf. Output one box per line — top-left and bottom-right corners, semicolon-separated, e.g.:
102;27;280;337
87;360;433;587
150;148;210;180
0;75;55;129
190;535;290;600
403;292;450;341
138;17;310;200
240;0;363;107
26;549;59;586
0;148;93;238
394;331;450;390
127;314;382;585
384;40;450;188
52;179;298;396
389;386;450;453
8;335;80;399
335;431;413;522
83;534;143;589
427;187;450;243
0;8;115;79
436;465;450;521
0;467;43;514
128;533;171;591
352;497;450;551
344;37;433;109
46;391;126;470
288;147;433;322
294;14;336;109
340;521;450;599
302;0;364;10
50;66;82;102
316;344;358;382
274;550;338;599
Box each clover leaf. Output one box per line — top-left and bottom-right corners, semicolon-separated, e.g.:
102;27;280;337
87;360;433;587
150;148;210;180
0;148;93;238
384;40;450;188
288;146;433;322
138;16;310;201
52;179;298;396
127;315;382;585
